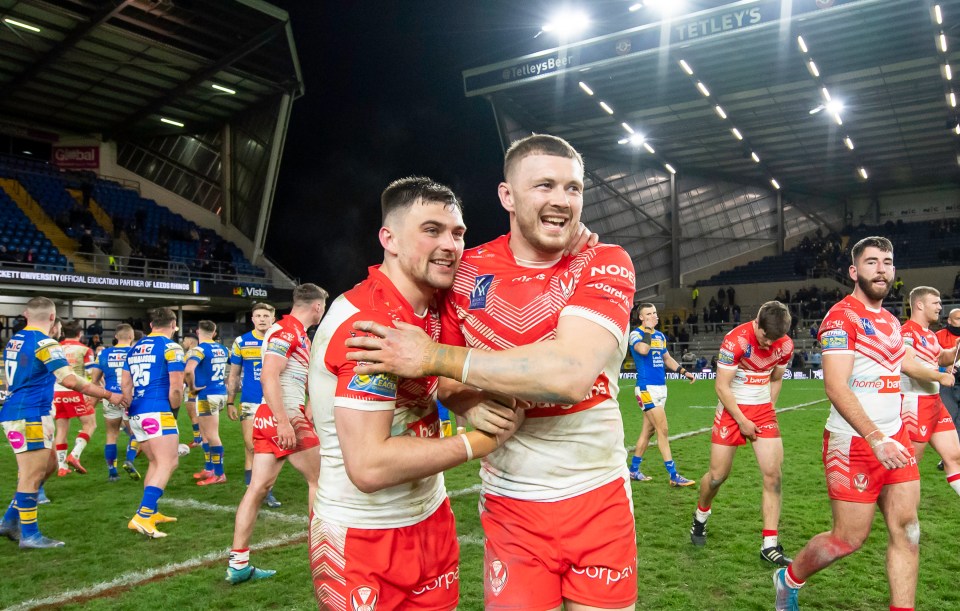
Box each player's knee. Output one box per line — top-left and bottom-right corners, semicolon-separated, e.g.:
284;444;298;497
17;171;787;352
902;519;921;547
708;473;727;489
826;533;863;556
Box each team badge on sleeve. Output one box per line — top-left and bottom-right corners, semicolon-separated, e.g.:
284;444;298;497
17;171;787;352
821;329;848;350
346;373;398;399
718;348;735;366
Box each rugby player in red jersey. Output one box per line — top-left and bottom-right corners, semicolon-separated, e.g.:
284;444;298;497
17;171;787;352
307;176;524;610
689;301;793;566
226;283;327;584
898;287;958;491
775;237;919;611
935;307;960;466
52;320;98;476
346;135;638;611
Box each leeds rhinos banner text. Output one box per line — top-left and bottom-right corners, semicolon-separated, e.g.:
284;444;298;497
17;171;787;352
464;0;863;95
619;369;824;381
0;269;196;294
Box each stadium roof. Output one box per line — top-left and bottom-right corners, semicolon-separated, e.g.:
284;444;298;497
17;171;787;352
464;0;960;197
0;0;303;138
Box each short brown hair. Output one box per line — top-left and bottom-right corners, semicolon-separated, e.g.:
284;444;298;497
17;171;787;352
293;283;329;307
114;323;134;340
756;301;791;340
252;302;275;315
61;320;83;339
148;307;177;329
197;320;216;334
851;236;893;265
503;134;584;181
26;296;56;317
380;176;461;225
909;286;939;307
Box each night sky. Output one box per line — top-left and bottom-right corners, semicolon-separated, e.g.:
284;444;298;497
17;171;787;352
263;1;683;297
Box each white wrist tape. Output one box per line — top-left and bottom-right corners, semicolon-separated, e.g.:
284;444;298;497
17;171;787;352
460;433;474;461
460;348;474;385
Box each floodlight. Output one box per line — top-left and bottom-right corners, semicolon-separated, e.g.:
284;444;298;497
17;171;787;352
714;105;727;119
664;163;676;174
622;122;635;134
858;167;868;180
4;18;40;32
731;128;743;140
751;152;760;163
807;60;819;77
844;136;854;150
578;81;594;95
935;5;943;25
643;142;655;154
679;59;693;75
599;101;614;114
770;178;781;190
696;81;710;97
629;133;645;146
797;35;808;53
212;84;236;95
160;117;184;127
542;10;590;37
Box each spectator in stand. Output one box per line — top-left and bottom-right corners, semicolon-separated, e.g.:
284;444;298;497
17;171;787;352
893;276;904;299
808;344;822;370
692;285;700;309
703;306;712;333
678;326;690;352
791;352;805;372
717;287;725;305
0;245;12;263
726;286;735;307
86;319;103;340
681;349;696;370
695;355;708;372
687;310;699;335
672;313;682;336
87;334;102;352
79;229;94;254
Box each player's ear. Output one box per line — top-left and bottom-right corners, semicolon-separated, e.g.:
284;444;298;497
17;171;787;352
379;226;397;254
848;264;857;283
498;182;514;213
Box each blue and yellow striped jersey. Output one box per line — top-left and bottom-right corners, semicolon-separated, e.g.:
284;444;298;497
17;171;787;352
628;326;668;388
124;333;185;415
89;345;132;394
2;326;69;420
187;341;229;398
229;330;264;404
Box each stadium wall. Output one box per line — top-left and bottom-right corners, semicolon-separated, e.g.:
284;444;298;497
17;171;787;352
847;186;960;225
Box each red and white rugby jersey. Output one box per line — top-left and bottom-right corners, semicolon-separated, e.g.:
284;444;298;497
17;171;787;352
900;319;942;396
53;339;95;392
441;234;635;501
716;322;793;406
818;295;905;437
308;266;445;529
262;314;310;413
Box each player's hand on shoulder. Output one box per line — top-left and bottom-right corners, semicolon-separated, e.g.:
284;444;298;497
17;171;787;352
346;320;435;378
562;222;598;256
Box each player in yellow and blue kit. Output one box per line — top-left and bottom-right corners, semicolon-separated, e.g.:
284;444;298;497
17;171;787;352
227;302;281;507
89;323;136;482
185;320;229;486
628;303;697;486
123;307;185;538
1;297;124;548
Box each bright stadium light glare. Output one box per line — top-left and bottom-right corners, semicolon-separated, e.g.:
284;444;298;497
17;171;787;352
664;163;676;174
844;136;854;150
945;63;953;80
833;112;843;126
940;32;948;53
629;133;645;146
618;137;630;145
714;105;727;119
858;167;868;180
826;100;843;115
731;127;743;140
629;3;643;12
807;60;820;77
4;18;40;32
599;101;614;114
696;81;710;97
797;35;808;53
643;142;655;154
679;59;693;75
950;91;957;107
821;87;831;101
160;117;184;127
621;122;635;134
770;178;781;190
954;122;960;135
211;84;236;95
935;5;943;25
751;152;760;163
645;0;684;16
542;10;590;37
578;81;594;95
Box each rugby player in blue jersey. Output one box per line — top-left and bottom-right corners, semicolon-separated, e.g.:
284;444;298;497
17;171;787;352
227;302;281;507
123;307;185;538
627;303;697;486
1;297;125;548
185;320;230;486
89;323;135;481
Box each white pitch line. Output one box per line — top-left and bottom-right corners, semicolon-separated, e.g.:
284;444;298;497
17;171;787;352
7;529;307;611
447;483;481;498
164;498;308;525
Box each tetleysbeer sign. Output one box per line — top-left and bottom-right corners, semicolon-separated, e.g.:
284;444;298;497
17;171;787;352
52;145;99;170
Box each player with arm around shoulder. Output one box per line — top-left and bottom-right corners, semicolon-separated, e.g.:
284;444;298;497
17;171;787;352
1;297;124;548
627;303;697;485
690;300;793;567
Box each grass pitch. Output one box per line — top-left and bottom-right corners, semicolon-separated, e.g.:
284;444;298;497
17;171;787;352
2;380;959;610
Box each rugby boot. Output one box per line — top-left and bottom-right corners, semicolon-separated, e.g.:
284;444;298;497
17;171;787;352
773;568;800;611
262;492;282;508
122;460;141;481
151;512;178;524
128;514;167;539
36;487;50;504
0;519;20;542
197;474;227;486
57;467;70;477
669;474;696;487
629;470;652;482
66;455;87;474
226;565;277;584
193;469;214;480
690;514;707;546
761;544;792;567
19;533;65;549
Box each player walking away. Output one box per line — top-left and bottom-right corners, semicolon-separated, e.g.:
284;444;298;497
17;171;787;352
227;302;281;507
936;308;960;470
89;323;135;481
899;287;959;491
775;237;919;611
691;301;793;566
122;307;185;539
227;283;327;584
307;177;523;610
1;297;124;548
628;303;696;485
181;334;203;449
52;320;98;476
345;135;639;611
185;320;230;486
